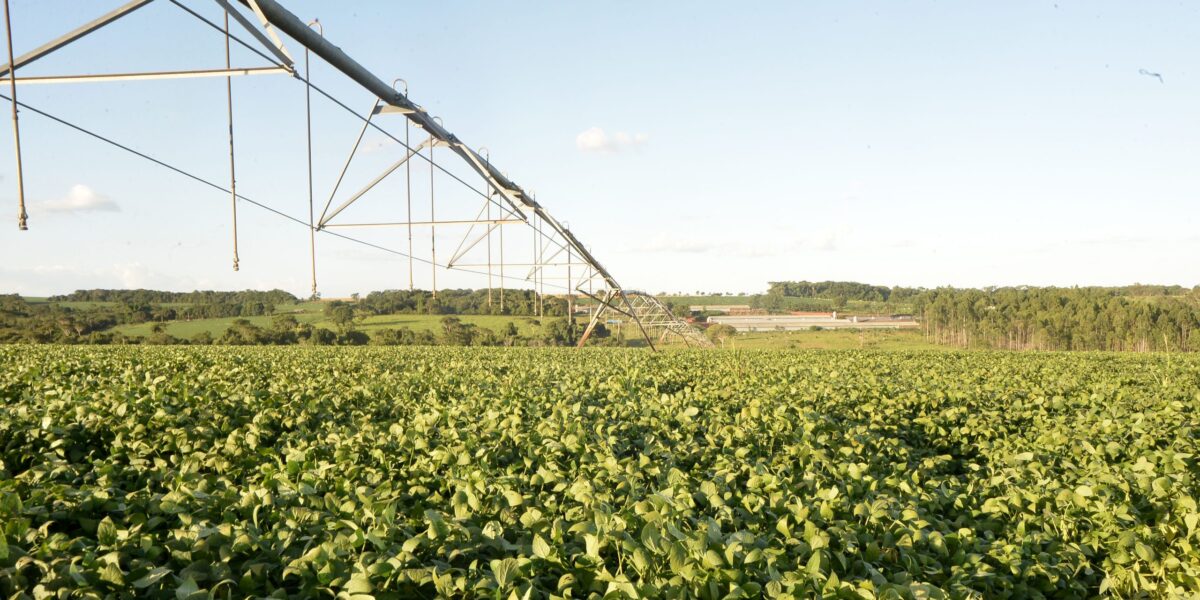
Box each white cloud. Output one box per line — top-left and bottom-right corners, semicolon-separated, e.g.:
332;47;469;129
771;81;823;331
576;127;649;153
32;184;119;215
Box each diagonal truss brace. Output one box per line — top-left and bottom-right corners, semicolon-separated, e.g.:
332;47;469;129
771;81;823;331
0;1;294;86
238;0;294;67
0;0;153;79
318;140;428;227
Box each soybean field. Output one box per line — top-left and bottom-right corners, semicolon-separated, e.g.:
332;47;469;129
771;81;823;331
1;347;1199;598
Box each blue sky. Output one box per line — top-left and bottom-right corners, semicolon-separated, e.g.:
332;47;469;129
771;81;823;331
0;0;1196;297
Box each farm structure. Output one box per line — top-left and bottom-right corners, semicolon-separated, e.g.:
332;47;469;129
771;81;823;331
708;313;918;332
688;304;752;313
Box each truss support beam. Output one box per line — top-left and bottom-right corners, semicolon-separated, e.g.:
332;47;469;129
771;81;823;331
446;222;501;267
0;66;289;85
616;290;656;350
577;290;614;347
318;143;424;227
0;0;153;79
242;0;295;66
323;219;524;228
211;0;294;69
454;261;590;268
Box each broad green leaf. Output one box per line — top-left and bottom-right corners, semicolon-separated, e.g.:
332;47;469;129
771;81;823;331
134;567;172;588
532;534;552;559
97;516;118;546
175;576;200;600
100;562;125;585
503;490;524;507
347;571;373;596
490;558;520;588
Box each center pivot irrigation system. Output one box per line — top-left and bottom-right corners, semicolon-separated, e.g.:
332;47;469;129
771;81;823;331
0;0;711;349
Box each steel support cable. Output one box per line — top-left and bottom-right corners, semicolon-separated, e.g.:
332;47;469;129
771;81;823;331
170;1;285;71
0;92;575;292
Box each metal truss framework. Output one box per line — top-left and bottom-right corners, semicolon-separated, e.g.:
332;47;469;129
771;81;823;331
579;291;711;348
1;0;712;349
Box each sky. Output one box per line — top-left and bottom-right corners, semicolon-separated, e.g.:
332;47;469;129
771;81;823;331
0;0;1197;297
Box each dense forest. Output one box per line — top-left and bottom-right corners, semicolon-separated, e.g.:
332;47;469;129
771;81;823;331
914;287;1200;351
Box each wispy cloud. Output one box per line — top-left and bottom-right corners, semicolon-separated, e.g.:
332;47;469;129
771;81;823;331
576;127;649;153
32;184;118;215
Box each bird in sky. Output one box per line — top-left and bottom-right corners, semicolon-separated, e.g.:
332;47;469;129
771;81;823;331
1138;68;1164;84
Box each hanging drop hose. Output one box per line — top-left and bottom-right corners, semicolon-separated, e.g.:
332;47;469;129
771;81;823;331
3;0;26;230
224;11;239;271
394;78;413;292
406;117;414;290
305;19;321;298
429;133;436;298
429;118;441;299
482;148;492;307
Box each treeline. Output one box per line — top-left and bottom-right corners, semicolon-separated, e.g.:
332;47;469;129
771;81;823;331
1;287;575;345
0;293;614;347
0;294;278;343
767;281;923;303
358;289;568;316
50;288;299;305
916;287;1200;351
768;280;1195;304
0;294;121;342
48;288;293;323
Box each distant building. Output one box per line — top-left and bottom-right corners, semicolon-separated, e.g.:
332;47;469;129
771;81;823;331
707;313;918;332
788;311;836;319
727;307;767;316
688;304;752;313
